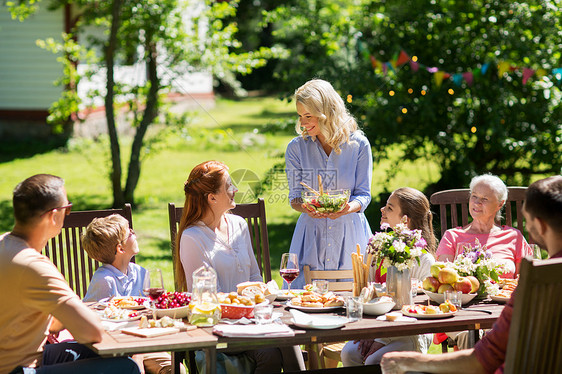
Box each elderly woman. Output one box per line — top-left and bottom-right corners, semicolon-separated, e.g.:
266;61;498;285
436;174;533;350
436;174;533;278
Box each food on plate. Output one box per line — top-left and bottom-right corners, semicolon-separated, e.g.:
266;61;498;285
438;299;458;313
290;291;345;308
359;283;377;303
102;305;139;320
301;189;350;214
154;291;191;309
401;304;451;315
495;283;517;298
138;315;185;329
497;278;518;288
385;312;402;321
107;296;145;308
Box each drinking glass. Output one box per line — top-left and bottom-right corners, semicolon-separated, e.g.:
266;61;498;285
532;244;542;260
143;268;165;300
444;290;462;310
280;253;299;292
313;279;329;294
254;304;274;324
346;296;363;322
411;278;420;299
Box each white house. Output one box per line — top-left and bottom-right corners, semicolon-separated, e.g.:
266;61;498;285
0;3;213;139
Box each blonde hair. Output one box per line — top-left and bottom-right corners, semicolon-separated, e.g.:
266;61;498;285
294;79;358;154
175;160;229;291
82;214;129;264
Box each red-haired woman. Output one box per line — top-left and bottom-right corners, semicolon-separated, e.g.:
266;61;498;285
174;160;305;373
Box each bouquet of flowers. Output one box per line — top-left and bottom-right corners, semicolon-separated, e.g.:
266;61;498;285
366;218;428;273
452;239;505;295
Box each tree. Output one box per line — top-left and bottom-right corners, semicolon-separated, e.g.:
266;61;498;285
266;0;562;190
8;0;278;206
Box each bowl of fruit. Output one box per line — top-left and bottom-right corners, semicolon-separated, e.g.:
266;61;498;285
302;189;350;213
149;291;191;318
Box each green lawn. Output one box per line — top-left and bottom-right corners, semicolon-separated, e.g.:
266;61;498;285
0;95;441;292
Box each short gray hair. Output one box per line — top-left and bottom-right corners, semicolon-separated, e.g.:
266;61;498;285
469;174;507;221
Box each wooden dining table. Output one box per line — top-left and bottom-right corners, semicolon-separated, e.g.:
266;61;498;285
90;295;505;374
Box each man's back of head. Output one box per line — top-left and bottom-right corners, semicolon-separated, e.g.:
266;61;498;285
13;174;65;226
525;176;562;231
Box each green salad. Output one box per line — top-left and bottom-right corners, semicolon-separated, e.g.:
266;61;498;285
302;190;350;213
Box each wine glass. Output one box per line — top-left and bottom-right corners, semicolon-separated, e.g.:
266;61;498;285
280;253;299;292
143;268;164;317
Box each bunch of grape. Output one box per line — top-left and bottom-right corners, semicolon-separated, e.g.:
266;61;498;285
154;291;191;309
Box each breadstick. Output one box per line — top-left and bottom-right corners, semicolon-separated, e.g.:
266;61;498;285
351;252;360;296
318;175;323;195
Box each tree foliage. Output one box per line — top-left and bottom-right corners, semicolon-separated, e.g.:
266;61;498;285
8;0;278;206
266;0;562;191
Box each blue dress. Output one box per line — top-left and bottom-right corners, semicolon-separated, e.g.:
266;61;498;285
285;131;373;289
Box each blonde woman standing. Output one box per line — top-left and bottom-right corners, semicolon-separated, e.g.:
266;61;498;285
285;79;373;288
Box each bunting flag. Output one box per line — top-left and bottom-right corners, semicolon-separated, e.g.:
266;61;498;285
360;43;562;88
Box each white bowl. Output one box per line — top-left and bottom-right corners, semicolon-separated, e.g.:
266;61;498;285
423;290;477;305
362;298;396;315
150;305;190;318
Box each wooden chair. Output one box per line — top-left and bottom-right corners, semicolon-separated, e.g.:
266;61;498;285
168;198;272;374
430;186;527;353
504;257;562;373
429;186;527;240
44;204;134;299
303;265;354;369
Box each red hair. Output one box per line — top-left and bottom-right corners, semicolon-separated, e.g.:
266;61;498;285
174;160;229;291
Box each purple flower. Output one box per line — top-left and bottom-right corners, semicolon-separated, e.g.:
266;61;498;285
466;252;478;263
415;237;427;248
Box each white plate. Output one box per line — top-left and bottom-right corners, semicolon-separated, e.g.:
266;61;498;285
286;301;344;312
99;296;148;310
290;309;348;329
401;310;456;319
276;290;306;301
490;295;510;303
100;314;142;323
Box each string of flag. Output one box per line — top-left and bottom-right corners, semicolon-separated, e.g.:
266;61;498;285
358;42;562;88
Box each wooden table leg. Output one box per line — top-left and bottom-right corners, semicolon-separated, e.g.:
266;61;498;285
171;351;185;374
205;347;217;374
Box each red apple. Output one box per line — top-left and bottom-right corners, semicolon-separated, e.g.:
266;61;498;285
422;276;441;293
466;276;480;293
437;283;454;294
453;277;473;294
438;268;459;284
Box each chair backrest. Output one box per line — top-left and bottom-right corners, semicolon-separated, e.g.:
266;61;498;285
168;198;272;291
504;257;562;373
303;265;354;292
44;204;134;299
429;186;527;239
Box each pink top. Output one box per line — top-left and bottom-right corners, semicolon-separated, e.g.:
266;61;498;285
474;250;562;373
436;226;532;278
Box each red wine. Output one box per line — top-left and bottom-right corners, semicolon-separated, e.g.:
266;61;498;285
280;269;300;283
144;287;165;300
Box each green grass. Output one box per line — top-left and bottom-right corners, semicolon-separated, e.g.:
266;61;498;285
0;95;441;291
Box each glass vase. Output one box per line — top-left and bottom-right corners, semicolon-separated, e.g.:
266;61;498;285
387;265;412;309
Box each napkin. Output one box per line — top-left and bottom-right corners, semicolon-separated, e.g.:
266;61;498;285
213;324;294;338
289;309;348;329
375;315;417;323
220;317;253;325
